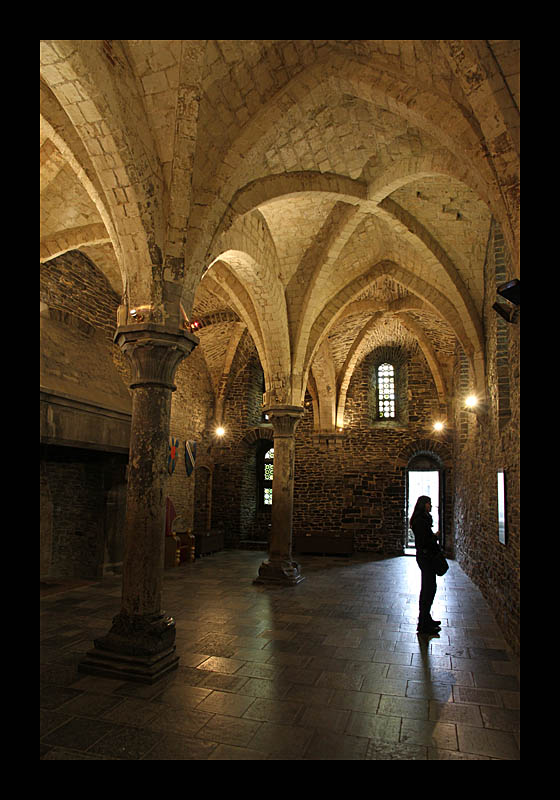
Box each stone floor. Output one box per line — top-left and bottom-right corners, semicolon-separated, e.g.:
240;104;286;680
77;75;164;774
40;550;520;760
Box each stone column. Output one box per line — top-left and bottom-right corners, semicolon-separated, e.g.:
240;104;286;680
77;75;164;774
79;323;198;684
254;405;305;586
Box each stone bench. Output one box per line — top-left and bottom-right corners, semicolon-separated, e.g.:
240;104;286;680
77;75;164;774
293;534;353;555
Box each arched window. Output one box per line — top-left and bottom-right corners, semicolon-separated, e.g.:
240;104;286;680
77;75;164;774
377;363;395;418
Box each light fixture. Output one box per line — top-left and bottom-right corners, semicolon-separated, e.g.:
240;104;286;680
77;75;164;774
464;394;488;419
492;301;519;324
497;278;520;306
433;421;444;432
493;278;520;324
216;426;225;437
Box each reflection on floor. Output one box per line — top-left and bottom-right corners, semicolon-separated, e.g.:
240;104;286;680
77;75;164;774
40;550;520;760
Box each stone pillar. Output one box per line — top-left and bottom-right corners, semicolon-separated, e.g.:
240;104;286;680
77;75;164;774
79;323;198;684
254;405;305;586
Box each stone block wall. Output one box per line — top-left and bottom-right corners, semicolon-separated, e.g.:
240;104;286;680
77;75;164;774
209;349;268;545
166;348;215;527
293;347;450;554
451;221;520;654
40;251;131;578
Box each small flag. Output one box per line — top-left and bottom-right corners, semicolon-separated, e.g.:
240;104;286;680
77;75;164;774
185;440;197;477
168;436;179;474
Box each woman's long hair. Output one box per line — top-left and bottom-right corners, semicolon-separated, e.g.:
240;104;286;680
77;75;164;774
410;495;431;528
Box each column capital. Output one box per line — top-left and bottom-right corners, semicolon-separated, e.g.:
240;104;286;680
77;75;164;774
263;405;304;437
114;323;199;391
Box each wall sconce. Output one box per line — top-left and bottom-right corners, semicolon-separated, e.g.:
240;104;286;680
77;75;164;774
433;421;445;432
129;304;152;323
493;279;520;324
464;394;488;418
215;426;225;437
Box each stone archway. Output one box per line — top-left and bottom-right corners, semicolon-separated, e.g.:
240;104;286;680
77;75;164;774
395;439;454;554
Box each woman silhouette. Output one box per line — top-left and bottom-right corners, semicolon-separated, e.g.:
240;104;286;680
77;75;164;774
410;495;441;634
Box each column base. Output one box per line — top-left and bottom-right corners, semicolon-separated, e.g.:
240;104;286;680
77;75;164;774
253;559;305;586
78;611;180;684
78;645;179;684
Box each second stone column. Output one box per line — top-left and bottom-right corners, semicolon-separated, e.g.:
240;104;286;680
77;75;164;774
254;405;305;586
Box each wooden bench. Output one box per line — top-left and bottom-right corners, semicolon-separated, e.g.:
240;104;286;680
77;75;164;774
194;530;224;558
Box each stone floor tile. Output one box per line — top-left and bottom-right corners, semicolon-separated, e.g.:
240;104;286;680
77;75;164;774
249;721;314;758
88;726;163;760
196;690;255;716
429;700;483;727
102;697;166;726
479;706;520;733
141;733;218;760
40;708;73;738
40;684;83;710
303;729;369;760
406;681;453;702
345;711;401;741
155;685;213;710
195;713;261;747
456;724;520;760
366;739;428;760
360;675;407;696
41;717;118;751
148;705;213;737
196;656;245;674
243;696;304;724
329;688;380;714
378;694;429;720
452;685;503;707
208;743;268;760
60;689;126;719
401;718;458;750
40;551;520;760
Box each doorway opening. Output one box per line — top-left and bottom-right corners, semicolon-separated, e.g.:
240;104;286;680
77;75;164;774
406;468;440;556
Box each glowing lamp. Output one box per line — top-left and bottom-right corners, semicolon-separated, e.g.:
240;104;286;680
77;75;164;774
433;421;444;432
216;426;225;437
465;395;478;408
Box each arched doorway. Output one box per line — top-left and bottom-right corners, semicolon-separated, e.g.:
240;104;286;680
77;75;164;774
406;453;445;554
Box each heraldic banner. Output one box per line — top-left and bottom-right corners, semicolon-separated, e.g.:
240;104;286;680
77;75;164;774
168;436;179;474
185;440;197;477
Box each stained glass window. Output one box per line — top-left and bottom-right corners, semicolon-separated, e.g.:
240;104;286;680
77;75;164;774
263;447;274;505
378;363;395;418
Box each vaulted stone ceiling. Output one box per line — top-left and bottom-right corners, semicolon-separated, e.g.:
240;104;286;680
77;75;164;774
40;40;520;430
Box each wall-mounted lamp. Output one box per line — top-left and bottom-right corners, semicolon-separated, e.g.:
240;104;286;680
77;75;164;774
497;279;520;305
129;304;152;323
493;279;520;324
215;426;225;437
464;394;488;418
433;421;445;432
492;301;519;324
